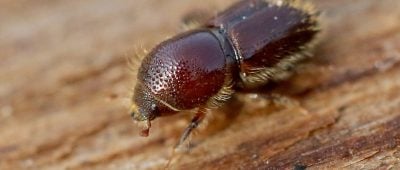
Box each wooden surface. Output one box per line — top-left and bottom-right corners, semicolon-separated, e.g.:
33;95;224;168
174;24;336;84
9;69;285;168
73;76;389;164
1;0;400;169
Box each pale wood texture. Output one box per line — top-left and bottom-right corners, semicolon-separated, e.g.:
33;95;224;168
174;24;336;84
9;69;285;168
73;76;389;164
1;0;400;169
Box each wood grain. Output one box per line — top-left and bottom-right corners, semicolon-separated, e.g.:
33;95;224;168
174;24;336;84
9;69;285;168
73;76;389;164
1;0;400;169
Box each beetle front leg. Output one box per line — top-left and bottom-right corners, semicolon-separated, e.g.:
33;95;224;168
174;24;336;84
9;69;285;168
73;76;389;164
176;107;207;148
166;109;207;169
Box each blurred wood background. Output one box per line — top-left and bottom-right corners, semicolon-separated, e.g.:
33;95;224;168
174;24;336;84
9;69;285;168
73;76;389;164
1;0;400;169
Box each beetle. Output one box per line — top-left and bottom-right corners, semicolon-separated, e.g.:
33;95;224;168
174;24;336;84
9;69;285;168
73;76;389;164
129;0;319;146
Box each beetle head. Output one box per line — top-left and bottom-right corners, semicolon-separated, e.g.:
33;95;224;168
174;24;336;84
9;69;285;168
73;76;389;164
130;82;178;136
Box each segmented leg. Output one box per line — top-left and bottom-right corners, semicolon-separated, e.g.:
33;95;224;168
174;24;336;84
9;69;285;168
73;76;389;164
176;107;207;148
166;108;208;169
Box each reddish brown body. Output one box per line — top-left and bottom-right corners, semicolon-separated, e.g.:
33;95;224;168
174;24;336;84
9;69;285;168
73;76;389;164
130;0;319;142
208;0;318;86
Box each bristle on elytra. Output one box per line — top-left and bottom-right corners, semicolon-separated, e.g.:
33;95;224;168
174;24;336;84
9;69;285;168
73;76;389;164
267;0;321;32
266;0;318;15
234;0;321;88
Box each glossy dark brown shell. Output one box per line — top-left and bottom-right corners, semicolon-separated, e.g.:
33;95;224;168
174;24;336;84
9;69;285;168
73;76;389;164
208;0;318;73
137;30;227;110
131;0;319;122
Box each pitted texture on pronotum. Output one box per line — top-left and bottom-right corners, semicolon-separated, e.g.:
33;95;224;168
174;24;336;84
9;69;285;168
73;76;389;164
137;30;227;110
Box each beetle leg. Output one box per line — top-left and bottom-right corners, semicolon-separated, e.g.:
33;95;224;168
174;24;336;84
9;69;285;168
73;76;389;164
176;107;207;148
166;109;207;169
